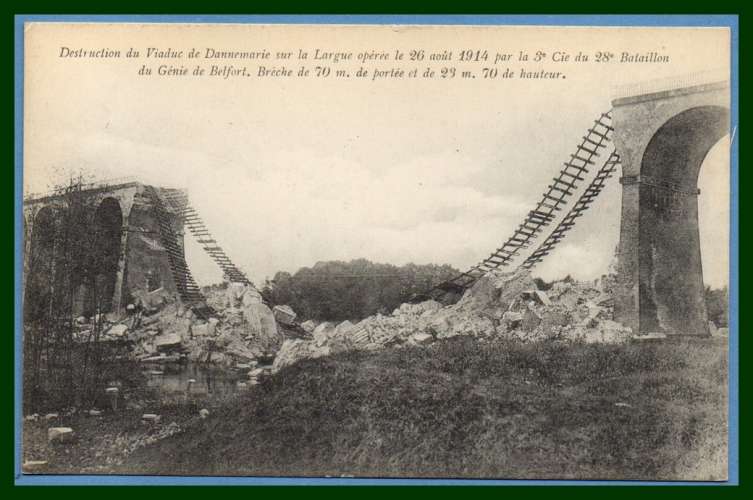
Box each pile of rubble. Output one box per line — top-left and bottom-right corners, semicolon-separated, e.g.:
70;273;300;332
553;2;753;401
272;269;632;372
76;269;640;372
73;282;304;368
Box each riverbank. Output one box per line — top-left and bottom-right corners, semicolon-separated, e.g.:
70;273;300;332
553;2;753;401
97;336;729;480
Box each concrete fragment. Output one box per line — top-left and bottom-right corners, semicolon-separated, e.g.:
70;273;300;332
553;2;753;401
192;322;213;337
273;305;297;326
300;320;317;333
457;269;536;311
154;333;182;350
243;302;279;349
708;321;718;336
44;413;59;421
199;408;210;419
533;290;552;306
417;300;443;315
141;413;161;423
242;287;263;306
503;311;523;329
272;339;332;372
48;427;75;444
23;460;48;472
411;332;434;345
334;320;355;337
312;322;334;346
106;324;129;337
350;327;371;345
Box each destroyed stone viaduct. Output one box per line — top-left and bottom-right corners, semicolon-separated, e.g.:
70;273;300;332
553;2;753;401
22;73;730;336
23;182;184;319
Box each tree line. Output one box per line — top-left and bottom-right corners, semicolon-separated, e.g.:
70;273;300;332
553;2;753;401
261;259;460;322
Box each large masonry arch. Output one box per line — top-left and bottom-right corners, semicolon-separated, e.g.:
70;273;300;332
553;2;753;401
612;77;730;336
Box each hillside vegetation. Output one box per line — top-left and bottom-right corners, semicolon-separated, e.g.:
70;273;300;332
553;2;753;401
124;337;728;480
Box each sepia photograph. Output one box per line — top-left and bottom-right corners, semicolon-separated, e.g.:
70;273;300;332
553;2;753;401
15;16;737;484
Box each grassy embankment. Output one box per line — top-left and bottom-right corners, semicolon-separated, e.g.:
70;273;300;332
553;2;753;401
121;337;728;480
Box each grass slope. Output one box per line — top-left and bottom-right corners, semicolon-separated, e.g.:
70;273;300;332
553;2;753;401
124;337;728;480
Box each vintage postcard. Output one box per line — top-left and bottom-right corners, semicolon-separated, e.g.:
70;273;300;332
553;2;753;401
16;17;737;484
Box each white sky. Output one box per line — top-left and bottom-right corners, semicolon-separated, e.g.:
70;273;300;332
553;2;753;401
23;23;731;288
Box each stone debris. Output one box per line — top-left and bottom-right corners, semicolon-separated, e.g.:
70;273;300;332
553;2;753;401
141;413;161;424
334;320;355;337
269;270;634;371
272;339;332;373
631;332;668;342
273;305;298;326
121;282;289;368
300;320;317;333
191;321;215;337
199;408;210;419
410;332;434;345
312;322;335;346
48;427;75;444
44;413;59;421
350;326;371;346
23;460;48;472
105;324;129;338
84;270;637;374
154;333;182;350
533;290;552;306
709;321;728;338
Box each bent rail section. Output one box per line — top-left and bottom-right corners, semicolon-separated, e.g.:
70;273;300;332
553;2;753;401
146;186;213;317
161;188;253;287
520;149;620;270
431;111;616;297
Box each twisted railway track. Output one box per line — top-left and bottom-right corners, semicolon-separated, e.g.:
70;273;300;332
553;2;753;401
431;111;618;299
149;111;620;311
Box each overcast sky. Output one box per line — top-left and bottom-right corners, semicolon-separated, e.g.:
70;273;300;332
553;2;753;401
24;23;731;288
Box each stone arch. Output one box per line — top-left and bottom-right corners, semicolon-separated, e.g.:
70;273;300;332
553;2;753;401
641;106;729;189
636;106;729;335
83;197;123;315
